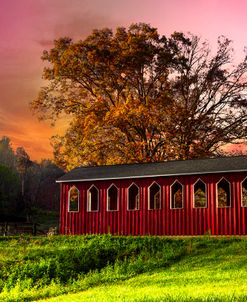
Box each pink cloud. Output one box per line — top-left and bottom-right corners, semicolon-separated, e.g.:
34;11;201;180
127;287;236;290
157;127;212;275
1;0;247;161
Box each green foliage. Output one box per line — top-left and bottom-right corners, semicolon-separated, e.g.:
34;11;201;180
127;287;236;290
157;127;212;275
0;164;20;217
1;235;247;301
0;137;16;169
0;235;186;300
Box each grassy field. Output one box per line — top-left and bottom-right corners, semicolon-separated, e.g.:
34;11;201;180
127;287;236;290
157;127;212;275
0;235;247;301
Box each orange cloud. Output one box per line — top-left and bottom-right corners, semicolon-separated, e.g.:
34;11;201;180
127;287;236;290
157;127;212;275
0;109;52;160
1;0;247;162
0;0;120;162
223;143;247;155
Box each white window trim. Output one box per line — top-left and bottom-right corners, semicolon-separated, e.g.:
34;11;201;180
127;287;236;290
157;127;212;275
68;185;80;212
87;184;99;212
241;177;247;207
216;177;231;208
148;181;161;210
127;182;140;211
170;180;184;209
193;178;207;209
107;184;119;212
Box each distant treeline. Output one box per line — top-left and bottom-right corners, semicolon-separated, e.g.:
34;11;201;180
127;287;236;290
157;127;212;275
0;136;64;222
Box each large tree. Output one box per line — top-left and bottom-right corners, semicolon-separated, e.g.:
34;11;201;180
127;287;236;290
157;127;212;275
31;23;247;170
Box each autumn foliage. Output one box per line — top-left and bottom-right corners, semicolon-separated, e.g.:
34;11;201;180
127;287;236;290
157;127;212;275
31;23;247;170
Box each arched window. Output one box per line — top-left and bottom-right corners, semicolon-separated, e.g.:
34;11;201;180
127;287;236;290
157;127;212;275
128;183;140;210
107;184;118;211
148;182;161;210
87;185;99;212
217;178;231;208
193;179;207;208
68;186;79;212
170;181;183;209
241;178;247;207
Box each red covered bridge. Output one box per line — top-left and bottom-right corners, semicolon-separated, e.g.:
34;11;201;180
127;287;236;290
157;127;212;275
57;156;247;235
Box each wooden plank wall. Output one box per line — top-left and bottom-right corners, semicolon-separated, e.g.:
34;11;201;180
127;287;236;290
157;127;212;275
59;172;247;236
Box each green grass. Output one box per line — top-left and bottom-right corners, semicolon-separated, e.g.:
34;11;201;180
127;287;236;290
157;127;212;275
0;235;247;301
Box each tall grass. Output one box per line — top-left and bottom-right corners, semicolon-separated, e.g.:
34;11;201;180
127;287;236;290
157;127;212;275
0;235;247;301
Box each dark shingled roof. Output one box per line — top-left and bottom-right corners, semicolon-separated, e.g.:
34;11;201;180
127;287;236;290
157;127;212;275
57;156;247;183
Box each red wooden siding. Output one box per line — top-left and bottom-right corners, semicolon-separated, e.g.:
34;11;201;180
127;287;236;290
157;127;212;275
59;172;247;236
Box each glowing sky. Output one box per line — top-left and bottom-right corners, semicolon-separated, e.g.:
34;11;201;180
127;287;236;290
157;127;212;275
1;0;247;160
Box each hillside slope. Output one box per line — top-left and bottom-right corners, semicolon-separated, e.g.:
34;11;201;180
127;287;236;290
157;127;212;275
0;235;247;301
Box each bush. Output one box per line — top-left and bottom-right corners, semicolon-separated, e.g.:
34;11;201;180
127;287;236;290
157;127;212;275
0;235;188;291
3;235;242;301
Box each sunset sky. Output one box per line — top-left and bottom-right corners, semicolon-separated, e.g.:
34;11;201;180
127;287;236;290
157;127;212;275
1;0;247;161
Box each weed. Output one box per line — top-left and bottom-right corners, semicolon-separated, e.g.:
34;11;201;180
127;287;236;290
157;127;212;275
0;235;247;301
